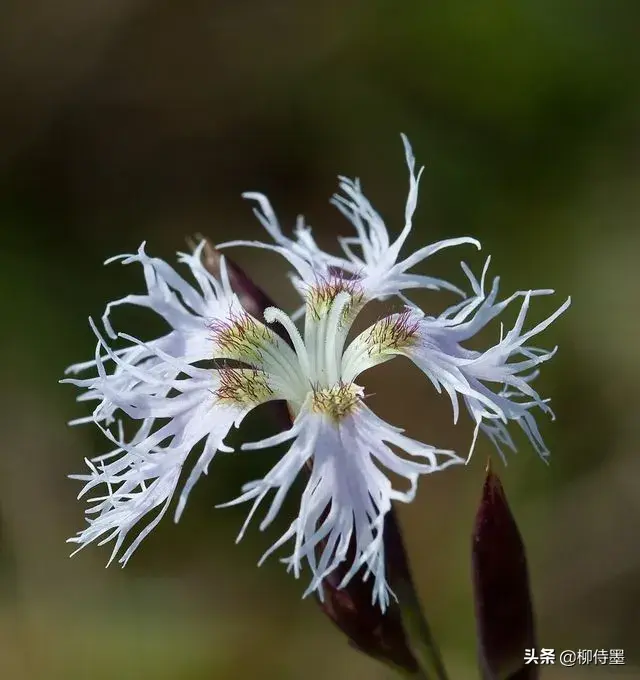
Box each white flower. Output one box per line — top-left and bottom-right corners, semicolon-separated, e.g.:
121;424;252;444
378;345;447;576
64;135;569;611
64;242;461;610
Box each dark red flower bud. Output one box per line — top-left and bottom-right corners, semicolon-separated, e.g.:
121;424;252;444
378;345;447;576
472;461;537;680
316;508;421;675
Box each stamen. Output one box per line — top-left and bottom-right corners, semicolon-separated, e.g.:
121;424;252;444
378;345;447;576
324;291;352;385
264;306;312;380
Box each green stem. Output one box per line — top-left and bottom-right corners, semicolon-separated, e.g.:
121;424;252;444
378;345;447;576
395;579;450;680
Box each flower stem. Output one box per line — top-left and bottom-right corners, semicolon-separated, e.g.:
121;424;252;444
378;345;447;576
395;578;450;680
384;512;450;680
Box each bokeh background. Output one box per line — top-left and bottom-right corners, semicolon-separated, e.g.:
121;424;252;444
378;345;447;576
1;1;639;678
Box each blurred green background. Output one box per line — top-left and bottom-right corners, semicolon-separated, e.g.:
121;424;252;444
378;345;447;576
1;1;639;678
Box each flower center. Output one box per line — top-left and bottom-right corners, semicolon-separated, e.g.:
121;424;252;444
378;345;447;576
311;382;362;421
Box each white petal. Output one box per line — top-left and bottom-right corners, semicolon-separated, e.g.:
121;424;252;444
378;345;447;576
220;398;461;611
358;261;570;460
220;136;482;306
67;379;253;564
64;244;290;564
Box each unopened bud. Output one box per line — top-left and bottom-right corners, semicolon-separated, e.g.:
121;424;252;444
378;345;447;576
316;509;421;675
472;461;537;680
